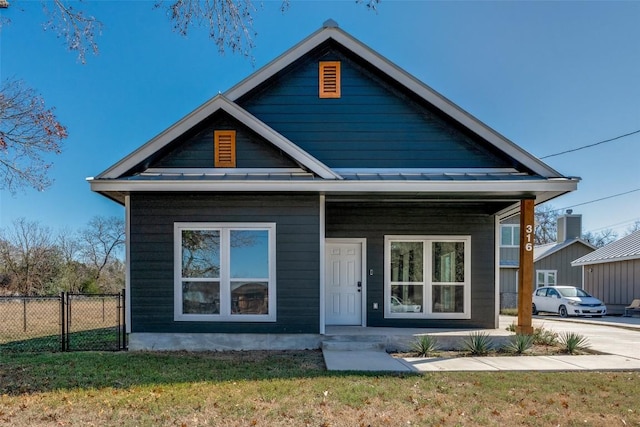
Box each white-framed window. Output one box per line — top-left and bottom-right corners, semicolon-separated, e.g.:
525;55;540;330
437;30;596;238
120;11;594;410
536;270;556;288
174;223;276;322
384;235;471;319
500;224;520;247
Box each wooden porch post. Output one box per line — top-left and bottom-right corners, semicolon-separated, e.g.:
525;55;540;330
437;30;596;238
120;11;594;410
517;199;535;335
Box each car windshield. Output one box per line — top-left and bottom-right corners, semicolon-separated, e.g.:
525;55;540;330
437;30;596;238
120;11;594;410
557;287;590;298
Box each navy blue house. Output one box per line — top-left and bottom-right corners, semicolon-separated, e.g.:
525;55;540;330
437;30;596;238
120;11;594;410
90;21;578;350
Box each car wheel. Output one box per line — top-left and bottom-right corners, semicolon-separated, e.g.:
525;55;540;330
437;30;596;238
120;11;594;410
532;303;538;315
558;305;568;318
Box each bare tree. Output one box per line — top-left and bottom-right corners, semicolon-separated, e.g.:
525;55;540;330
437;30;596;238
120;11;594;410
0;78;68;193
534;204;558;245
157;0;258;58
42;0;103;64
79;216;125;286
56;229;89;293
626;220;640;236
157;0;380;59
583;229;618;248
0;218;58;295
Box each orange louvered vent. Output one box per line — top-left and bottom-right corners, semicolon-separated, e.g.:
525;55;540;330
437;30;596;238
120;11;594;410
214;130;236;168
319;61;341;98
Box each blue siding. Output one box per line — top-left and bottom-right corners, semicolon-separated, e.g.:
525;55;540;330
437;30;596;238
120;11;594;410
129;193;320;334
240;45;516;169
150;112;299;169
326;202;498;328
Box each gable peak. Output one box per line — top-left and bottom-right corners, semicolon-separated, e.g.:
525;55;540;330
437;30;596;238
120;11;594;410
323;19;339;29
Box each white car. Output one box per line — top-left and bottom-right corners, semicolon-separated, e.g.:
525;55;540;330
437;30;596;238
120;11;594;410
390;296;421;313
532;286;606;318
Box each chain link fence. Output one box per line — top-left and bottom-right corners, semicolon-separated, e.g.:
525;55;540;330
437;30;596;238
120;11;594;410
500;292;518;311
0;291;126;353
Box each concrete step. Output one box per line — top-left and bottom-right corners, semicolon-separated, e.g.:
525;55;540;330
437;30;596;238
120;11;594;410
321;335;387;351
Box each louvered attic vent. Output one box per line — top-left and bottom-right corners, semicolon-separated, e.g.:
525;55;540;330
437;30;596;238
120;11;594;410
319;61;341;98
214;130;236;167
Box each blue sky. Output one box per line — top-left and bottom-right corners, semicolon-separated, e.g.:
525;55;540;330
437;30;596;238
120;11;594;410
1;1;639;237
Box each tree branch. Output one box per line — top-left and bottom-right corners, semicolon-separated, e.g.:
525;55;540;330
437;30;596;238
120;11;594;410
42;0;103;64
0;78;68;193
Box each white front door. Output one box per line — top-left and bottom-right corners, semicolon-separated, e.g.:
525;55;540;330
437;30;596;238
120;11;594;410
325;241;363;325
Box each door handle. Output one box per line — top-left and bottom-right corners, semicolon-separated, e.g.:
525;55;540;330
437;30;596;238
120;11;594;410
357;281;362;292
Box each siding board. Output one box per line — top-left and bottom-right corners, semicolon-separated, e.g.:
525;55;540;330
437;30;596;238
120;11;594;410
239;45;517;170
326;202;498;328
130;193;320;334
150;113;299;169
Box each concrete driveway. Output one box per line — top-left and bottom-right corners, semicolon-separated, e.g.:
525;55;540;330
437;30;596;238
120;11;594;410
529;315;640;360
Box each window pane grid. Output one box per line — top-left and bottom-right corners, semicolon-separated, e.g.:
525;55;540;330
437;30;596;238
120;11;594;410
500;224;520;247
175;223;275;322
386;236;470;319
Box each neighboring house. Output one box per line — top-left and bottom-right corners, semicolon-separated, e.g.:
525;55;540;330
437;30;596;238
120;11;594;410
500;213;595;309
89;20;578;350
572;230;640;315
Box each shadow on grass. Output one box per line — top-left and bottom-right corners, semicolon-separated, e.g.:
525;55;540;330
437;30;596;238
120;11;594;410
0;350;411;395
0;327;122;353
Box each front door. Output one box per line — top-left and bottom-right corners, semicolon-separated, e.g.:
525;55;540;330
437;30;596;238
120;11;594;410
325;241;363;325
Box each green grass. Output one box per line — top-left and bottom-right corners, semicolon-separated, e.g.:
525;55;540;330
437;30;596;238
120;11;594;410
0;327;122;353
1;351;638;426
500;308;518;316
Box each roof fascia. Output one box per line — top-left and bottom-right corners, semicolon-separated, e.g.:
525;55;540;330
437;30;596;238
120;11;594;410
534;238;596;262
89;176;578;194
225;26;563;179
572;254;640;267
96;95;340;180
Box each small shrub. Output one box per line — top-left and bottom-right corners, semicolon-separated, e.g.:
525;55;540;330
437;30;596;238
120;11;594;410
463;332;493;355
532;325;558;346
505;322;517;333
559;332;590;354
503;333;534;355
411;335;439;357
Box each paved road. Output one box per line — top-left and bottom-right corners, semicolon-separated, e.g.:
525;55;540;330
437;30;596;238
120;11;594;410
529;315;640;360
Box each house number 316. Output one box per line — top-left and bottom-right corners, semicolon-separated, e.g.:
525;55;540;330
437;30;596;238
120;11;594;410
524;224;533;252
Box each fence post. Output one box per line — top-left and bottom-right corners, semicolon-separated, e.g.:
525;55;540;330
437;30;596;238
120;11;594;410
66;293;71;351
122;288;127;350
23;298;27;332
60;292;66;352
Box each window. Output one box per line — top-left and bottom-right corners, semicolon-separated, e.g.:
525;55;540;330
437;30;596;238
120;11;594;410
174;223;276;322
536;270;556;288
500;224;520;247
214;130;236;167
319;61;341;98
535;288;548;297
385;236;471;319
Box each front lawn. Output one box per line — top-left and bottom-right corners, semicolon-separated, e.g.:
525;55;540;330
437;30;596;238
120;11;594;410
1;351;638;426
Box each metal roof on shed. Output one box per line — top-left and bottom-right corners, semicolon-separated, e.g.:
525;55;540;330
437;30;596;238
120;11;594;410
572;230;640;266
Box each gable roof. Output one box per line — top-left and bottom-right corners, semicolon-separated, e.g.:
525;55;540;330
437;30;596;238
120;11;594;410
534;238;596;262
572;230;640;266
89;20;578;205
95;95;341;180
225;20;563;179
